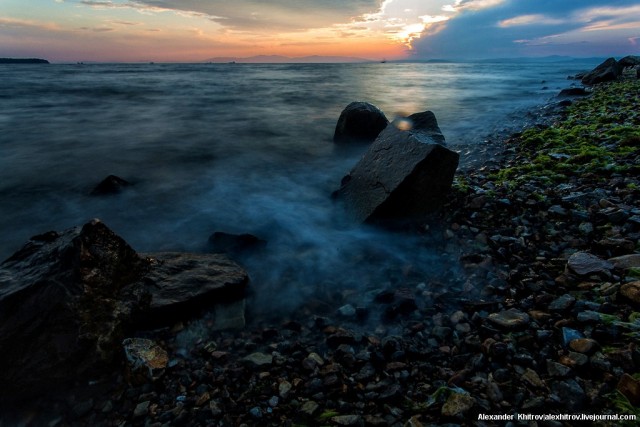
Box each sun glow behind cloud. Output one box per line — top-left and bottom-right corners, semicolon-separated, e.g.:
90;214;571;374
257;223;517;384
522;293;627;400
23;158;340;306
1;0;638;61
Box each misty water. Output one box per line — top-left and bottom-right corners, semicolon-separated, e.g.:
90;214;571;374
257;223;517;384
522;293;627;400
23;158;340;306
0;60;599;314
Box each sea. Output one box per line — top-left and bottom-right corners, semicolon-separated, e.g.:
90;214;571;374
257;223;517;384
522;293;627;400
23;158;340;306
0;60;600;313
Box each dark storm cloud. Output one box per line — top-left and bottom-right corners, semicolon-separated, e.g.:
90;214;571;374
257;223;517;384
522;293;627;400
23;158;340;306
413;0;640;58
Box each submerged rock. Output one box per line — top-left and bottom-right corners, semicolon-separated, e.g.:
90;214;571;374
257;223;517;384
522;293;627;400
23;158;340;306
90;174;131;195
581;58;621;85
334;111;459;224
208;231;266;256
333;101;389;144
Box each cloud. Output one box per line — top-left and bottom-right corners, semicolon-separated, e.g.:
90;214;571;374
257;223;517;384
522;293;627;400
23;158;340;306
120;0;383;32
412;0;640;58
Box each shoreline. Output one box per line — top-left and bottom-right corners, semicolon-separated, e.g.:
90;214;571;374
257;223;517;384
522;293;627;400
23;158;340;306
1;77;639;425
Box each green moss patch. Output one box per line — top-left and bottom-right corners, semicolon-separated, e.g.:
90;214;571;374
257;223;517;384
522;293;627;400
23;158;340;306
492;79;640;188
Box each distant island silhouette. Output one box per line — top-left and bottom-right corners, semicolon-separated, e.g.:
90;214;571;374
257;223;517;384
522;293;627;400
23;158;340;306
0;58;49;64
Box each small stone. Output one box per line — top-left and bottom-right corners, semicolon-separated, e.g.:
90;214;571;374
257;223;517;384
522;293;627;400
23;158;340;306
548;205;568;216
552;379;586;410
567;252;613;276
547;360;572;377
562;327;584;347
123;338;169;381
578;222;594;235
338;304;357;317
134;401;150;418
242;352;273;367
620;282;640;304
487;308;530;330
569;338;598;354
404;415;425;427
268;396;279;407
249;406;262;419
279;380;292;399
559;351;589;367
441;392;475;417
549;294;576;311
521;368;545;388
331;415;362;426
300;400;320;416
590;352;612;372
210;401;222;416
577;310;601;323
617;373;640;406
195;392;211;406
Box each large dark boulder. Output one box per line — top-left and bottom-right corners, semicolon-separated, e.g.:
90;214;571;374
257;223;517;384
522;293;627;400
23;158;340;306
333;101;389;143
581;58;622;85
334;111;459;224
0;219;148;400
0;219;249;401
619;55;640;68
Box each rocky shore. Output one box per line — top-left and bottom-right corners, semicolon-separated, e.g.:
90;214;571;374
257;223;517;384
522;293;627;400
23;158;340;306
1;69;639;427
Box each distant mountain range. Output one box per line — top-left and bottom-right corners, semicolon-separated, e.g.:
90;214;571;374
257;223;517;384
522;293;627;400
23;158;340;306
205;55;374;63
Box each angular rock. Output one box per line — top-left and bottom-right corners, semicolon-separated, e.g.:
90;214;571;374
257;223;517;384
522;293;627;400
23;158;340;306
567;252;613;276
137;252;248;326
332;415;362;426
0;220;148;400
333;101;389;143
441;392;475;417
334;111;459;223
581;58;622;85
619;55;640;68
617;373;640;406
90;174;131;195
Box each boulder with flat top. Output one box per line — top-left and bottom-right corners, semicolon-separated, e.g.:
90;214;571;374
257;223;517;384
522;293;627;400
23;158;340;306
334;111;459;224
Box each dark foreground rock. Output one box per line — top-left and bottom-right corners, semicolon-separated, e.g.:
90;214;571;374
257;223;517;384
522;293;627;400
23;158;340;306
0;220;248;401
619;55;640;68
333;101;389;143
334;111;459;223
0;220;148;401
581;57;622;85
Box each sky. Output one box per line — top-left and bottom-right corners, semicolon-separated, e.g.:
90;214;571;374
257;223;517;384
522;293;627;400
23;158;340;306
1;0;639;62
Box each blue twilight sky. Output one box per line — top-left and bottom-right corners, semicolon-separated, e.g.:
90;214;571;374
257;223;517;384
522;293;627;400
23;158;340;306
0;0;638;62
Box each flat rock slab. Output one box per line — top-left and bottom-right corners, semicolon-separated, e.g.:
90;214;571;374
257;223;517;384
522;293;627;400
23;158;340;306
335;111;459;224
487;308;530;330
609;254;640;270
139;252;249;324
567;252;614;276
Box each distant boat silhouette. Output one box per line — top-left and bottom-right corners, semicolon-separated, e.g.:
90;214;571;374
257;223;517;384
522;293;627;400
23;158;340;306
380;59;387;63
